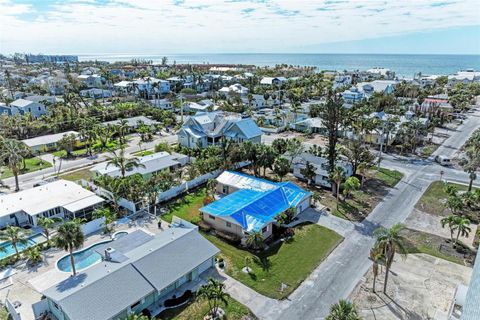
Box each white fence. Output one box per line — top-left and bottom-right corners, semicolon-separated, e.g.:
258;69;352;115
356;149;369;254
81;216;106;235
156;169;223;203
80;161;250;214
79;179;137;213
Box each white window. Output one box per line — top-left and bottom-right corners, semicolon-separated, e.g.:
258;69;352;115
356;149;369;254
226;222;231;228
209;215;216;220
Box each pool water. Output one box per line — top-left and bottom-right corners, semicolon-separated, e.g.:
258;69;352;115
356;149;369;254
0;234;46;260
57;231;128;273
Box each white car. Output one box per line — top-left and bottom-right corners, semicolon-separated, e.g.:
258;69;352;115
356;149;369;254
435;155;451;166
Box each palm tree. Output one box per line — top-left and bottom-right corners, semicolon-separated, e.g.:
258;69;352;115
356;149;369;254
245;231;265;250
441;215;457;243
369;245;384;293
454;217;471;247
37;216;62;243
326;299;361;320
106;148;145;178
0;137;31;191
0;226;30;258
330;167;345;209
206;178;217;197
197;278;230;318
54;221;85;276
93;207;117;233
312;191;322;207
374;223;407;294
24;246;42;265
272;157;290;182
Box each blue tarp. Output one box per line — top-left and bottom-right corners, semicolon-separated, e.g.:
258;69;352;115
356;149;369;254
200;174;310;232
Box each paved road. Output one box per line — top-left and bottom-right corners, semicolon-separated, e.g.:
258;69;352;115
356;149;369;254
2;133;178;191
238;108;480;320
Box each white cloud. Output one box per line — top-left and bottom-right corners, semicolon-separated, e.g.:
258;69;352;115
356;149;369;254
0;0;478;54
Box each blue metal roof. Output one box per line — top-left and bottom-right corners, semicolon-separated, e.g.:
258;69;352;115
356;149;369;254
200;174;310;232
232;119;263;139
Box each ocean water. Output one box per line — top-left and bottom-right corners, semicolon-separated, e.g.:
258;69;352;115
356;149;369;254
79;53;480;78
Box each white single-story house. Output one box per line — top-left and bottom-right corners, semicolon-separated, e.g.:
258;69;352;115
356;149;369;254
102;116;159;131
0;180;104;228
291;153;353;188
21;131;79;152
90;152;189;180
200;171;311;240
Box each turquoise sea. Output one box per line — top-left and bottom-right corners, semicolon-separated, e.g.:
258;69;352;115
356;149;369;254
79;53;480;78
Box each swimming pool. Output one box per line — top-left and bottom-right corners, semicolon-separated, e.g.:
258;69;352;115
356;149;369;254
56;231;128;273
0;233;46;260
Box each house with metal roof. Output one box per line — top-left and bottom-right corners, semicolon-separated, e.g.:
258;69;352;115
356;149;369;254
6;98;48;118
200;171;311;240
177;112;262;149
0;180;104;228
90;151;189;180
42;227;219;320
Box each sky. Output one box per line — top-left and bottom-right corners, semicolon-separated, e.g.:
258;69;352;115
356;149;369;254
0;0;479;55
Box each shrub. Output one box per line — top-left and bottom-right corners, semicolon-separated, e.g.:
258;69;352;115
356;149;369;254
218;261;225;268
215;230;241;245
190;216;201;225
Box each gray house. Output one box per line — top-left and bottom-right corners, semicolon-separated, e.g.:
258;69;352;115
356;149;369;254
178;112;262;149
42;227;219;320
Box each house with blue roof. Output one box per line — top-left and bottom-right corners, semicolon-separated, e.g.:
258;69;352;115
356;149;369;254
200;171;311;240
177;112;262;149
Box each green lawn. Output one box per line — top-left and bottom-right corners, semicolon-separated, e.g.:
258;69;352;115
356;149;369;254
415;181;475;217
133;150;155;157
59;168;93;182
52;148;89;158
1;157;52;179
319;167;404;221
157;296;256;320
372;167;403;188
204;223;343;300
162;188;206;223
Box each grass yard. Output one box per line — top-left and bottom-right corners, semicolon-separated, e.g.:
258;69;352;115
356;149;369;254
133;150;155;156
59;168;93;182
419;143;439;158
204;223;343;299
52;148;89;158
319;167;404;221
415;181;477;217
401;228;475;266
162;188;206;223
1;157;52;179
157;296;256;320
371;167;404;188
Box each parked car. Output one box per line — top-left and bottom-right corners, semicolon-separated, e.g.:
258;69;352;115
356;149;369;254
435;155;451;166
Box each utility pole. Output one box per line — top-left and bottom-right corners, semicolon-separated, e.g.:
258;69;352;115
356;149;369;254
377;131;384;170
179;94;184;123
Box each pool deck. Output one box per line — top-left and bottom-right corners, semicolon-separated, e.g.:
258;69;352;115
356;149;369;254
0;215;163;320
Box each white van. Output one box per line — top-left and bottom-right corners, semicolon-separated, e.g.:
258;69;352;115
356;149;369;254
435;155;451;166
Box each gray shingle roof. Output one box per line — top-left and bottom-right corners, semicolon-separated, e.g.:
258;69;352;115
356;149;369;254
43;228;219;320
132;229;220;291
54;265;155;320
